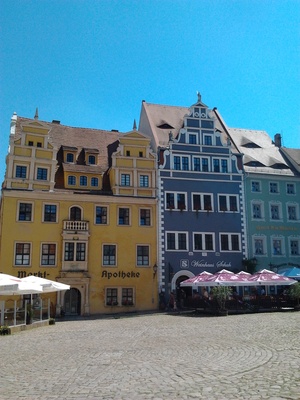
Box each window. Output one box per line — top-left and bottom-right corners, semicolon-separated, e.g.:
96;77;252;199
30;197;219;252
287;183;295;195
192;193;213;211
15;243;31;265
270;182;279;194
140;209;151;226
193;233;214;251
137;245;149;266
18;203;32;221
270;204;280;220
103;245;116;266
106;288;118;306
204;135;212;146
220;234;240;251
126;151;130;157
64;242;86;261
221;159;228;173
202;158;209;172
88;155;96;165
253;237;266;256
41;244;56;265
80;176;87;186
66;153;74;163
213;159;220;172
122;288;134;305
252;203;262;219
193;157;200;171
16;165;27;179
218;195;238;212
91;177;98;187
44;204;57;222
139;175;149;187
37;167;48;180
166;192;187;210
272;238;283;256
173;156;189;170
251;181;261;192
121;174;130;186
166;232;188;250
118;208;129;225
289;238;300;256
189;134;197;144
95;206;107;224
28;141;33;146
68;175;76;185
139;151;143;157
70;206;81;221
287;205;297;221
37;142;42;148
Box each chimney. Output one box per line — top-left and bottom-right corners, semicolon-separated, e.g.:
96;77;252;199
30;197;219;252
274;133;282;148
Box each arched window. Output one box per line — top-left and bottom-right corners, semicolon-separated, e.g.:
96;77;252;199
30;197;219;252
70;206;82;221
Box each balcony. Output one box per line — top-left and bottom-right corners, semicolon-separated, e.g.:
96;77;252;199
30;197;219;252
63;220;89;232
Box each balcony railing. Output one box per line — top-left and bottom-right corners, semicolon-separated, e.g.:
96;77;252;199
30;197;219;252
63;220;89;231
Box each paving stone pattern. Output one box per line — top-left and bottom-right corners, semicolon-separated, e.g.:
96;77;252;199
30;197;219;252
1;311;299;400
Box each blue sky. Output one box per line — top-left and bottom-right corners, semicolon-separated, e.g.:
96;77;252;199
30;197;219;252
0;0;299;182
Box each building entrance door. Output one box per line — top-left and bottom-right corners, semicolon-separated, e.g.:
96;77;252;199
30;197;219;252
64;288;81;316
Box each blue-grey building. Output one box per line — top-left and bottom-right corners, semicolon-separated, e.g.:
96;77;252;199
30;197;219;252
139;94;245;299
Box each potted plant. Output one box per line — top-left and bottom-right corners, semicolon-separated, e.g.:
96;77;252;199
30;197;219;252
211;286;232;316
288;282;300;310
0;325;11;335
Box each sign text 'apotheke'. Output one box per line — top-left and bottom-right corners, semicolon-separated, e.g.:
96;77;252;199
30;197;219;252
102;270;140;280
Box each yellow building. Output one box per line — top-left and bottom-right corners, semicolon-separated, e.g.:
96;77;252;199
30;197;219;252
0;114;158;316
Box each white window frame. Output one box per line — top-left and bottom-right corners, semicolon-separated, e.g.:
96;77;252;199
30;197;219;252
14;242;32;266
173;155;190;171
36;166;49;181
269;201;282;221
269;181;279;194
165;191;187;211
192;192;213;212
251;200;264;220
102;244;117;266
286;202;299;222
136;244;150;266
218;194;239;212
166;231;189;251
252;235;267;257
271;236;285;257
193;232;215;252
219;233;241;252
288;236;300;256
40;242;57;266
17;201;34;222
251;180;261;193
95;205;108;225
15;164;28;179
42;203;58;223
286;183;296;195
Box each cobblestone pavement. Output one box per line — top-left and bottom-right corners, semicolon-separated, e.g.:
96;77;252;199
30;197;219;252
1;311;299;400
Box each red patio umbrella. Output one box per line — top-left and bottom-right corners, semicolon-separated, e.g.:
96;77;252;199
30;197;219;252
247;269;297;286
180;271;213;287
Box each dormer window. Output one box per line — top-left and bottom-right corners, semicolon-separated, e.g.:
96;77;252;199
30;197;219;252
66;153;74;163
88;155;96;165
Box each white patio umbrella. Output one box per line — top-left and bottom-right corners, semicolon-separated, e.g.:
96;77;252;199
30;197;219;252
0;273;43;295
21;276;70;292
